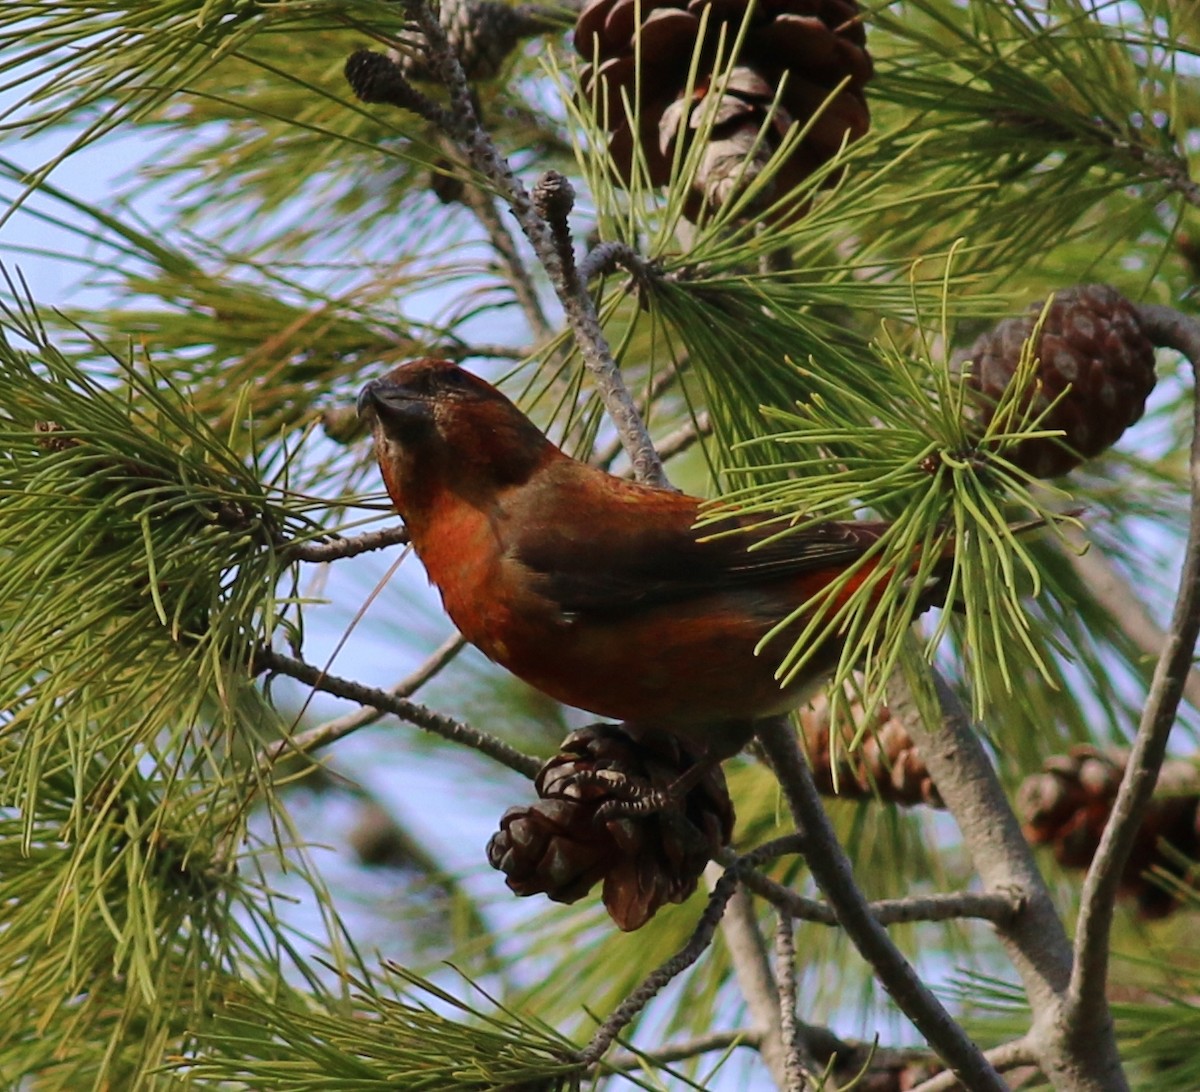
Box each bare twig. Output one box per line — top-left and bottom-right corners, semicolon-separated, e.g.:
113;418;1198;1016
725;854;1022;928
908;1037;1040;1092
257;633;465;771
577;240;661;288
605;1029;763;1072
285;525;410;562
531;170;578;283
892;667;1126;1091
1061;528;1200;711
774;912;808;1092
452;150;552;340
388;2;669;487
591;363;687;469
618;411;711;479
754;716;1007;1091
709;863;793;1090
253;646;540;778
578;863;741;1066
1067;306;1200;1021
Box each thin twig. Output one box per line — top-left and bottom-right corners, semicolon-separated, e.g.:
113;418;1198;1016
285;525;410;562
1061;528;1200;711
708;862;793;1090
604;1030;764;1072
577;240;661;287
908;1037;1040;1092
1068;305;1200;1021
774;912;807;1092
393;1;669;487
257;633;465;771
454;158;553;340
618;411;711;479
754;716;1007;1091
578;863;741;1066
253;646;540;778
725;854;1022;927
590;365;681;470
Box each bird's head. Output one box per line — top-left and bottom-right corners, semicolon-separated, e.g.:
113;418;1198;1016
357;358;557;513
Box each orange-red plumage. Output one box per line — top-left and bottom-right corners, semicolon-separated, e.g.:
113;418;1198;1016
358;358;948;757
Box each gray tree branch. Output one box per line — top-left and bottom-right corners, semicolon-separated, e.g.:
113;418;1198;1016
394;1;669;487
1066;305;1200;1022
754;716;1007;1091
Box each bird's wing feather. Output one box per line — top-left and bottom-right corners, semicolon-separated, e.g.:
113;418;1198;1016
508;472;887;616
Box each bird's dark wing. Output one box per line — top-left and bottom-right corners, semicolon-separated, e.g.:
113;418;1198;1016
508;472;889;617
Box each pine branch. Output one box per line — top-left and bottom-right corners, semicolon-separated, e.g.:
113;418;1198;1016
285;525;410;562
1067;305;1200;1028
891;668;1128;1091
578;861;741;1066
256;633;465;771
754;716;1008;1091
708;862;793;1090
253;647;540;778
1061;529;1200;712
592;364;685;471
345;8;669;487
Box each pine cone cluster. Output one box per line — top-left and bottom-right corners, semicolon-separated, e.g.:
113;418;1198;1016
487;722;734;930
958;284;1157;478
574;0;872;219
1019;746;1200;918
800;691;942;808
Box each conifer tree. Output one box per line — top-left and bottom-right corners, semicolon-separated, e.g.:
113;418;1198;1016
2;2;1200;1089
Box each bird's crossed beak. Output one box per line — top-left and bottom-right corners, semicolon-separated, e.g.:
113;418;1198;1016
356;378;431;426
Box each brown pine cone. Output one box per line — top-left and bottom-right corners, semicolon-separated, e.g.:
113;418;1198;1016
800;691;942;808
487;722;734;930
574;0;872;220
957;285;1157;478
1018;746;1200;918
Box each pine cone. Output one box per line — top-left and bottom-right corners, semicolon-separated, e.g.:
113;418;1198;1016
958;285;1157;478
800;691;942;808
574;0;872;220
487;722;734;930
1019;746;1200;918
398;0;557;82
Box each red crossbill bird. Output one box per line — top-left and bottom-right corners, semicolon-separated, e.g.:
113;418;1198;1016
357;358;953;759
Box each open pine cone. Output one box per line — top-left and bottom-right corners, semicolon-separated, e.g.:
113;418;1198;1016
487;722;733;930
800;691;942;808
1019;746;1200;918
574;0;872;220
957;284;1157;478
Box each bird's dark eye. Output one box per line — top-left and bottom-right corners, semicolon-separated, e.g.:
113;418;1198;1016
436;367;475;395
